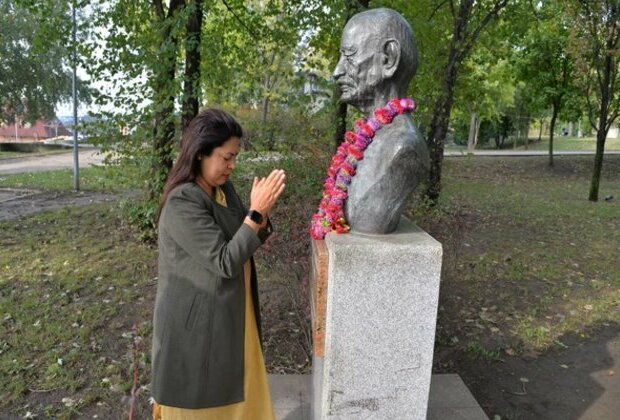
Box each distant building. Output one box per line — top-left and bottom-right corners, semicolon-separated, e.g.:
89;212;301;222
0;118;72;142
297;71;330;113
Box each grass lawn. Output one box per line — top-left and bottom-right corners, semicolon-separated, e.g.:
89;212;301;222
1;152;618;418
0;204;156;419
0;165;144;192
522;135;620;151
445;135;620;152
409;155;620;362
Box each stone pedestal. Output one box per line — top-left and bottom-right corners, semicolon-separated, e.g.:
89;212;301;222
310;217;442;419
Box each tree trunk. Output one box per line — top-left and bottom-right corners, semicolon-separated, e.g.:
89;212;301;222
425;0;469;201
589;128;607;201
181;0;204;132
333;97;347;150
589;64;611;201
149;0;185;202
261;96;270;124
548;104;559;167
514;130;518;149
538;119;544;142
467;111;478;150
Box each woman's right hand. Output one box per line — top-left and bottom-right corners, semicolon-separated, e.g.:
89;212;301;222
250;169;286;215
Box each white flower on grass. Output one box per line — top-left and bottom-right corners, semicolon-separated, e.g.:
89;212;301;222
61;397;75;407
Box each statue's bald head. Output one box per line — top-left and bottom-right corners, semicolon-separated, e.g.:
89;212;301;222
346;8;418;87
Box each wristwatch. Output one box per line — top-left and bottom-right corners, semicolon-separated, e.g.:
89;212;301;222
247;209;264;225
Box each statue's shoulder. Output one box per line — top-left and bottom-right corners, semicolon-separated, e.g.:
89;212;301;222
375;114;424;152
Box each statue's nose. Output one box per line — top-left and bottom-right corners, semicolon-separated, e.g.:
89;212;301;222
333;56;345;79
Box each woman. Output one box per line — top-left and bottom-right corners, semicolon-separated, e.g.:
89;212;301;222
151;108;286;419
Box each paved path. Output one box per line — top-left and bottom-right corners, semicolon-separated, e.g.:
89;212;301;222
0;149;104;175
445;149;620;157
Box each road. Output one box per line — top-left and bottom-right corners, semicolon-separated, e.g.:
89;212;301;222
0;149;105;175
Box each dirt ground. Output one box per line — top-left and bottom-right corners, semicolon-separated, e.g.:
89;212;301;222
0;188;124;222
436;323;620;419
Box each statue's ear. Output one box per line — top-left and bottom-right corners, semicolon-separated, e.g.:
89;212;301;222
382;39;400;79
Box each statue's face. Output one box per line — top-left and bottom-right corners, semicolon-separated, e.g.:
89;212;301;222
333;21;384;107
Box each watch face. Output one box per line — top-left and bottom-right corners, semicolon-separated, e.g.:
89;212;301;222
249;210;263;224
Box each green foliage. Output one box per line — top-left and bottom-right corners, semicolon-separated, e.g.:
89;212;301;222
0;0;90;123
120;199;159;243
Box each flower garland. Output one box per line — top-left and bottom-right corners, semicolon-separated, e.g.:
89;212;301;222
310;98;416;240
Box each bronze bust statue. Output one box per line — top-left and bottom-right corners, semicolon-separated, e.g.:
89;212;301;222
333;8;429;234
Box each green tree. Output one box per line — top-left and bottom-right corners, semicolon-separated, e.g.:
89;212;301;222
516;1;576;165
570;0;620;201
421;0;509;202
0;0;89;123
454;50;517;149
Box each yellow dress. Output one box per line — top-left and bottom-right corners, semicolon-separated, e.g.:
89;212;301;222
154;187;275;420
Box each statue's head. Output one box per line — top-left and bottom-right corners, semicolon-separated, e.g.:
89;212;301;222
333;8;417;112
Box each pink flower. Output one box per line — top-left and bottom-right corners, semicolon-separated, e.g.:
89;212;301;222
400;98;415;111
367;117;381;131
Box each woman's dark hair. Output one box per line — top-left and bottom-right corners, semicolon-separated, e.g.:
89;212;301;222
158;108;243;219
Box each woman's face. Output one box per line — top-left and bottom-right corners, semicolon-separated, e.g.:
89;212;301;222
199;136;241;188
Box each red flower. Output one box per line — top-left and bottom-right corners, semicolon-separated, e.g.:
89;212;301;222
331;154;345;167
341;162;356;176
388;98;404;113
374;108;393;125
354;121;374;138
344;131;357;144
348;145;364;161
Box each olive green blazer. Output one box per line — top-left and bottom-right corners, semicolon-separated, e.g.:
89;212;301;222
151;181;270;409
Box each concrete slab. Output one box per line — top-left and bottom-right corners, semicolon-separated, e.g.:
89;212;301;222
427;374;488;420
269;373;487;420
269;374;311;420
